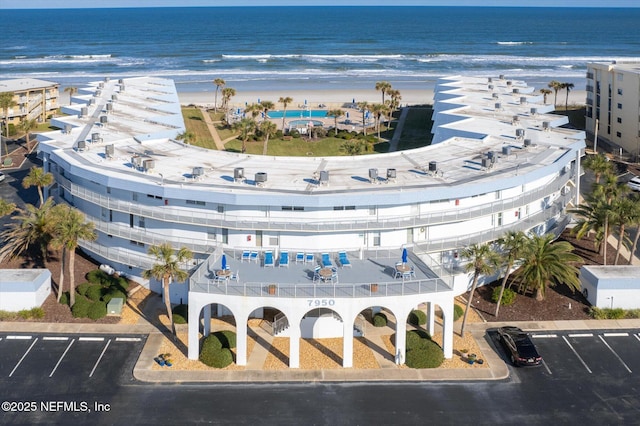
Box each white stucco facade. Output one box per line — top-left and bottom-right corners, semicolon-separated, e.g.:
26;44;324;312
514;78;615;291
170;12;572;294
580;265;640;309
0;269;51;311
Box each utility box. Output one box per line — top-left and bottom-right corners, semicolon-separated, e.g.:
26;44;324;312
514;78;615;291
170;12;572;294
107;297;124;316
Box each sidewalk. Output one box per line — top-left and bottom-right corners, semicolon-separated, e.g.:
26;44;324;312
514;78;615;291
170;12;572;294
3;317;640;383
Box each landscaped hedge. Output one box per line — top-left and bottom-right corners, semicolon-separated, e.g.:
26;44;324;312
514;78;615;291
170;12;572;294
588;306;640;319
408;309;427;326
87;301;107;320
405;329;444;368
491;287;516;307
172;304;189;324
85;284;104;302
60;268;132;320
373;312;388;327
199;331;237;368
453;304;464;321
71;296;91;318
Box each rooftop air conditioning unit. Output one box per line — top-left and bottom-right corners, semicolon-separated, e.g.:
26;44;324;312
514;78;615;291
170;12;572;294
98;82;104;89
77;140;86;151
143;159;155;171
523;138;532;147
506;80;513;86
80;107;88;117
99;115;108;124
105;144;114;158
488;77;493;83
234;167;244;181
255;172;268;185
530;107;538;115
319;170;329;185
119;84;125;92
91;132;100;143
131;156;142;167
516;128;525;138
89;98;95;105
386;168;396;179
492;93;499;99
513;88;520;94
112;94;118;101
512;115;519;124
487;151;497;163
502;146;512;156
495;102;501;110
64;124;72;134
96;89;102;97
369;168;378;182
488;84;494;90
542;121;550;131
106;103;113;112
118;78;124;84
499;74;505;80
429;161;437;172
482;157;492;168
104;77;110;82
192;166;204;178
520;97;527;104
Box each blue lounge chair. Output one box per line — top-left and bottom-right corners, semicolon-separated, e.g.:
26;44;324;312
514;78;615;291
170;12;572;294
305;253;315;264
264;251;274;267
249;251;259;263
241;250;250;262
321;252;332;267
295;252;304;263
279;251;289;268
313;265;322;282
338;251;351;268
229;271;239;282
330;267;338;284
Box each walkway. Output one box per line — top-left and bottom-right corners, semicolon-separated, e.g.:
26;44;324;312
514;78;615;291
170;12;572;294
199;107;225;151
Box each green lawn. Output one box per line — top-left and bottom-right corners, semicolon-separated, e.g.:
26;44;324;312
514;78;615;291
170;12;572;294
182;107;217;149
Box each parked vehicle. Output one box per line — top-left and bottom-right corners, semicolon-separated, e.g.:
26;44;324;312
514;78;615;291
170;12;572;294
497;326;543;367
0;172;5;183
627;175;640;192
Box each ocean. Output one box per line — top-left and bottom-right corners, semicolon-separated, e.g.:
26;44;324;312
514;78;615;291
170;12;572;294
2;6;640;94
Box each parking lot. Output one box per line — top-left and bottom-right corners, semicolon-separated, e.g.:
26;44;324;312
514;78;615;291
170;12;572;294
491;329;640;380
0;333;146;383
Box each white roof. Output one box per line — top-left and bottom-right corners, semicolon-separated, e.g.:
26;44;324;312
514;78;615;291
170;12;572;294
0;78;59;93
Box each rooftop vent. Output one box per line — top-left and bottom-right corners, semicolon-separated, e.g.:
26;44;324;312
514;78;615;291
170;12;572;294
482;157;492;168
524;138;532;147
492;93;499;99
143;159;155;171
77;140;86;152
99;115;108;124
112;94;118;101
488;84;494;90
542;121;550;131
506;80;513;86
512;115;520;124
502;145;512;156
429;161;437;172
516;128;525;138
106;103;113;112
386;168;396;180
488;77;493;83
105;144;115;158
495;102;501;110
255;172;268;185
499;74;505;80
234;167;244;181
91;132;100;143
369;168;378;182
192;166;205;178
64;124;72;134
319;170;329;185
513;88;520;94
520;96;527;104
80;106;88;117
530;107;538;115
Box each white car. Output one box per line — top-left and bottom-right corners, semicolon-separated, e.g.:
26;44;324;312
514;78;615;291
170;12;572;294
628;176;640;192
0;172;5;182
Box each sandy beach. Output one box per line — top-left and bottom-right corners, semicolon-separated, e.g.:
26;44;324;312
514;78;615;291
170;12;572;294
177;88;588;109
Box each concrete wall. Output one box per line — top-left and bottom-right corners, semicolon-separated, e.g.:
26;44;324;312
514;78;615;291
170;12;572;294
580;265;640;309
0;270;51;311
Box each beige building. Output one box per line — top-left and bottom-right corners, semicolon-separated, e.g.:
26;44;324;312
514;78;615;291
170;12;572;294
586;61;640;160
0;78;60;127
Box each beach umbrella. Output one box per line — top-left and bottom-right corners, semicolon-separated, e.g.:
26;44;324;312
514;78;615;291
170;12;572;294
346;111;350;118
352;98;355;104
304;99;307;105
221;254;227;270
402;248;408;264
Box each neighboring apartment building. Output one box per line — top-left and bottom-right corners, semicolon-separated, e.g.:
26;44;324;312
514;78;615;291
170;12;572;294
586;61;640;159
36;75;585;367
0;78;60;127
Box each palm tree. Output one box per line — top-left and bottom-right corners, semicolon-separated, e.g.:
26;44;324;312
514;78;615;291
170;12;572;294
64;86;78;105
626;194;640;265
375;81;392;104
582;153;613;185
259;120;277;155
570;193;607;255
233;117;256;153
212;78;225;112
548;80;563;109
22;166;54;207
460;243;500;337
387;89;402;130
563;82;575;111
18;118;38;151
143;243;192;337
370;103;387;139
517;234;582;301
260;100;274;121
0;198;16;216
176;130;196;144
50;204;97;305
326;109;343;136
495;231;528;317
610;197;637;265
0;198;55;266
245;103;262;119
278;96;293;131
593;174;629;265
221;87;236;113
357;101;369;136
539;88;552;105
0;92;16;138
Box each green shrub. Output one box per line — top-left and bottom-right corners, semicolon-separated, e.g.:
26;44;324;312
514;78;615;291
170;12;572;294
71;296;91;318
0;310;18;320
608;308;626;319
116;276;130;291
372;312;388;327
625;309;640;319
214;330;237;349
85;284;104;302
87;302;107;320
408;309;427;326
59;291;70;306
200;346;233;368
103;289;127;305
406;329;431;350
453;304;464;321
201;333;223;351
589;307;627;320
172;304;189;324
405;340;445;368
29;307;45;319
76;282;91;296
86;269;110;285
491;287;517;307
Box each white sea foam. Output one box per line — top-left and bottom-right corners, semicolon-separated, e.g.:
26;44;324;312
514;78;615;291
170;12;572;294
497;41;534;45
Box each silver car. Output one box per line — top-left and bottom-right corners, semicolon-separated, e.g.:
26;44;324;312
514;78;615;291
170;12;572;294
628;176;640;192
0;172;5;183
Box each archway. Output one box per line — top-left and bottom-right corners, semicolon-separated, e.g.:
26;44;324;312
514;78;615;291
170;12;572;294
352;305;399;367
247;306;290;369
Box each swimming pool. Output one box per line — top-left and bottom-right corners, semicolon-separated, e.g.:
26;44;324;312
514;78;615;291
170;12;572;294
268;109;327;118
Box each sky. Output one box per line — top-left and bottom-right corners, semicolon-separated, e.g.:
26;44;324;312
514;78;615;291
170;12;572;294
2;0;639;9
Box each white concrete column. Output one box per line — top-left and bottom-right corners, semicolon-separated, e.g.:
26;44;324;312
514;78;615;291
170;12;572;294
202;304;211;337
236;313;248;366
395;314;407;365
442;301;454;359
289;325;301;369
342;320;353;368
575;149;581;207
187;297;203;360
427;302;435;336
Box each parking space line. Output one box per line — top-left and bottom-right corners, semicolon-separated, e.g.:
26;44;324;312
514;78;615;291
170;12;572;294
532;334;558;338
634;334;640;343
598;335;632;373
567;333;593;338
79;337;105;342
7;335;32;340
89;339;111;378
43;336;69;341
115;337;141;342
49;338;75;377
603;333;629;337
9;338;39;377
541;359;553;375
562;336;592;373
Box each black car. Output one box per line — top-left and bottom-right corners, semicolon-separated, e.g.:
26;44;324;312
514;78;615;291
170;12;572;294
497;326;542;367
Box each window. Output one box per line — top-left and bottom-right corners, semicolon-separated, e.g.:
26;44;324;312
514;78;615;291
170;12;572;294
129;240;144;247
138;217;146;228
282;206;304;211
186;199;205;206
617;103;622;109
222;228;228;244
345;206;355;210
132;193;138;201
106;186;111;194
495;190;501;200
616;132;622;138
373;232;381;247
147;194;162;200
269;237;279;246
617;117;622;123
217;205;224;213
617;88;623;95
